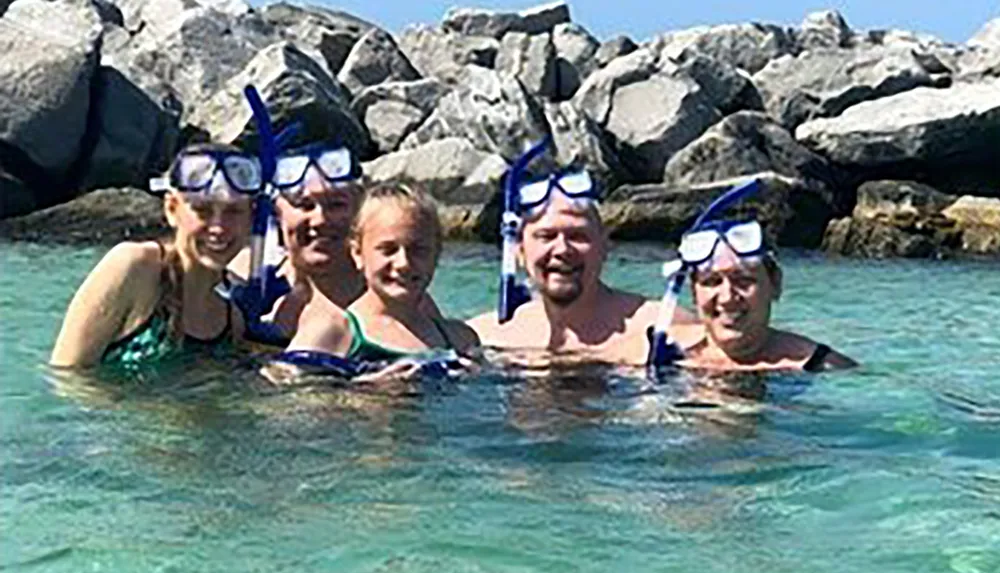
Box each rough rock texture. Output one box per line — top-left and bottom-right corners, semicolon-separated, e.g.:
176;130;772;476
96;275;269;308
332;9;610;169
398;25;500;82
603;173;836;247
822;180;961;258
352;78;448;154
496;31;558;99
795;79;1000;194
189;43;371;159
400;67;550;163
797;10;854;51
651;22;796;74
442;1;570;39
551;23;599;100
0;0;101;176
543;101;623;191
363;137;507;205
672;52;763;116
82;66;181;191
662;111;844;209
594;35;638;68
969;18;1000;49
258;2;377;74
572;49;720;181
754;47;936;130
116;0;249;35
336;27;420;98
0;187;167;244
103;7;276;124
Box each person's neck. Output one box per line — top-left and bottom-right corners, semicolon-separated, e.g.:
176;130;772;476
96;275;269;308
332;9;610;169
179;255;223;299
304;259;364;308
714;327;773;365
354;290;425;324
541;281;610;331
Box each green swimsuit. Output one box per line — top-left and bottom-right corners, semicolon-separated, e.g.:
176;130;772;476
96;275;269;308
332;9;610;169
344;309;456;363
100;245;233;367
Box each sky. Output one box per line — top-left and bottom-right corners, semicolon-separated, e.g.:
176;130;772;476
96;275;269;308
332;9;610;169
253;0;999;44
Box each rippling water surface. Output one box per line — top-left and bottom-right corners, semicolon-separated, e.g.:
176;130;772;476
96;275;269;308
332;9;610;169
2;240;998;572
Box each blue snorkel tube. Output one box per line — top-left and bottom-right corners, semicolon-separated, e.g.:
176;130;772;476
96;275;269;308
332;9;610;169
498;136;551;323
646;178;762;372
217;85;292;346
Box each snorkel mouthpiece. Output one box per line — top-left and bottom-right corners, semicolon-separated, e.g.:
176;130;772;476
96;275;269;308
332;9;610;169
497;136;552;323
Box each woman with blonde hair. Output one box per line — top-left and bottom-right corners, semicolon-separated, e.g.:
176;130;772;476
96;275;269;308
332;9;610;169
50;143;261;368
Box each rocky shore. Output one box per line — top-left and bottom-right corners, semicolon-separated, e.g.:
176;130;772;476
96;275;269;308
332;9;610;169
0;0;997;258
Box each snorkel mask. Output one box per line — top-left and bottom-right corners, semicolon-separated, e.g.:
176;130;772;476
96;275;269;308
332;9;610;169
646;178;764;370
149;147;263;197
497;136;600;323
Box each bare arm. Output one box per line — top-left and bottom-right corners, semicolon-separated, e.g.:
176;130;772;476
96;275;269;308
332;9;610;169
50;243;157;368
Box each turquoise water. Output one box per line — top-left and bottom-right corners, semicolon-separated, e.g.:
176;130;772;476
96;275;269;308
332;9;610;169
2;239;999;572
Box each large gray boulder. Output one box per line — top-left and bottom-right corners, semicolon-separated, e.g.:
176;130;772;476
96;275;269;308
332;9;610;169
650;22;796;74
115;0;249;35
543;101;624;190
0;187;167;243
672;52;762;116
189;42;371;159
398;25;500;82
797;10;853;51
753;47;936;130
336;28;420;98
442;1;570;39
572;49;720;181
400;67;550;163
551;23;599;100
663;111;843;208
258;2;377;74
795;79;1000;176
969;18;1000;49
82;67;181;191
352;78;448;153
103;6;276;124
955;45;1000;82
0;0;101;177
496;31;557;99
363;137;507;205
602;172;836;247
594;35;638;68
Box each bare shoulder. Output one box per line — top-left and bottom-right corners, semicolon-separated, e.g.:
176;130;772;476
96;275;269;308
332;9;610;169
466;301;542;348
286;297;351;354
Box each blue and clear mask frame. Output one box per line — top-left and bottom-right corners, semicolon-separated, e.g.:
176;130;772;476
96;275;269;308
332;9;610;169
646;178;762;372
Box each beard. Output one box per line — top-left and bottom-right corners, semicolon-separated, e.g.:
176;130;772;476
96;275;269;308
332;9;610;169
539;280;583;306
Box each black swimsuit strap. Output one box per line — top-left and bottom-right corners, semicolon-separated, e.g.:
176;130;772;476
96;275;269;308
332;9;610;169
802;344;832;373
431;318;456;351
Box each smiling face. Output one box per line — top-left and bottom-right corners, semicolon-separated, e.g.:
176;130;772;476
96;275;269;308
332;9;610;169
274;167;361;274
350;200;440;306
164;189;252;271
690;245;781;357
519;194;607;307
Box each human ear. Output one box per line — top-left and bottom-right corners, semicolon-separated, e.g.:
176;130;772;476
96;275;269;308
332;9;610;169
163;192;180;228
349;237;364;271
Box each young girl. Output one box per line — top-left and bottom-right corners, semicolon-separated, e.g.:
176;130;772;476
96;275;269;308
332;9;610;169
50;143;259;368
285;183;479;366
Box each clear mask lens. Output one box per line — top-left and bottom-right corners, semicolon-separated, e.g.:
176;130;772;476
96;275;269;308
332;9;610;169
174;154;217;189
724;221;763;255
222;155;262;192
314;148;353;179
556;171;593;196
274;155;311;188
518;179;552;207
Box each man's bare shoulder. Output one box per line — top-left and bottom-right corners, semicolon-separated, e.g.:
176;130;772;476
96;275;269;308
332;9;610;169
466;301;544;348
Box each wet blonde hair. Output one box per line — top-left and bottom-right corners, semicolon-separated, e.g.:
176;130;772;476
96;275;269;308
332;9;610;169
349;182;443;253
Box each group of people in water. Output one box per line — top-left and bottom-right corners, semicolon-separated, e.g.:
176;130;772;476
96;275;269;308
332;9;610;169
49;94;857;382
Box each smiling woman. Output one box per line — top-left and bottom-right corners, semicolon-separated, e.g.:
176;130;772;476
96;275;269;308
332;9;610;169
49;143;257;369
